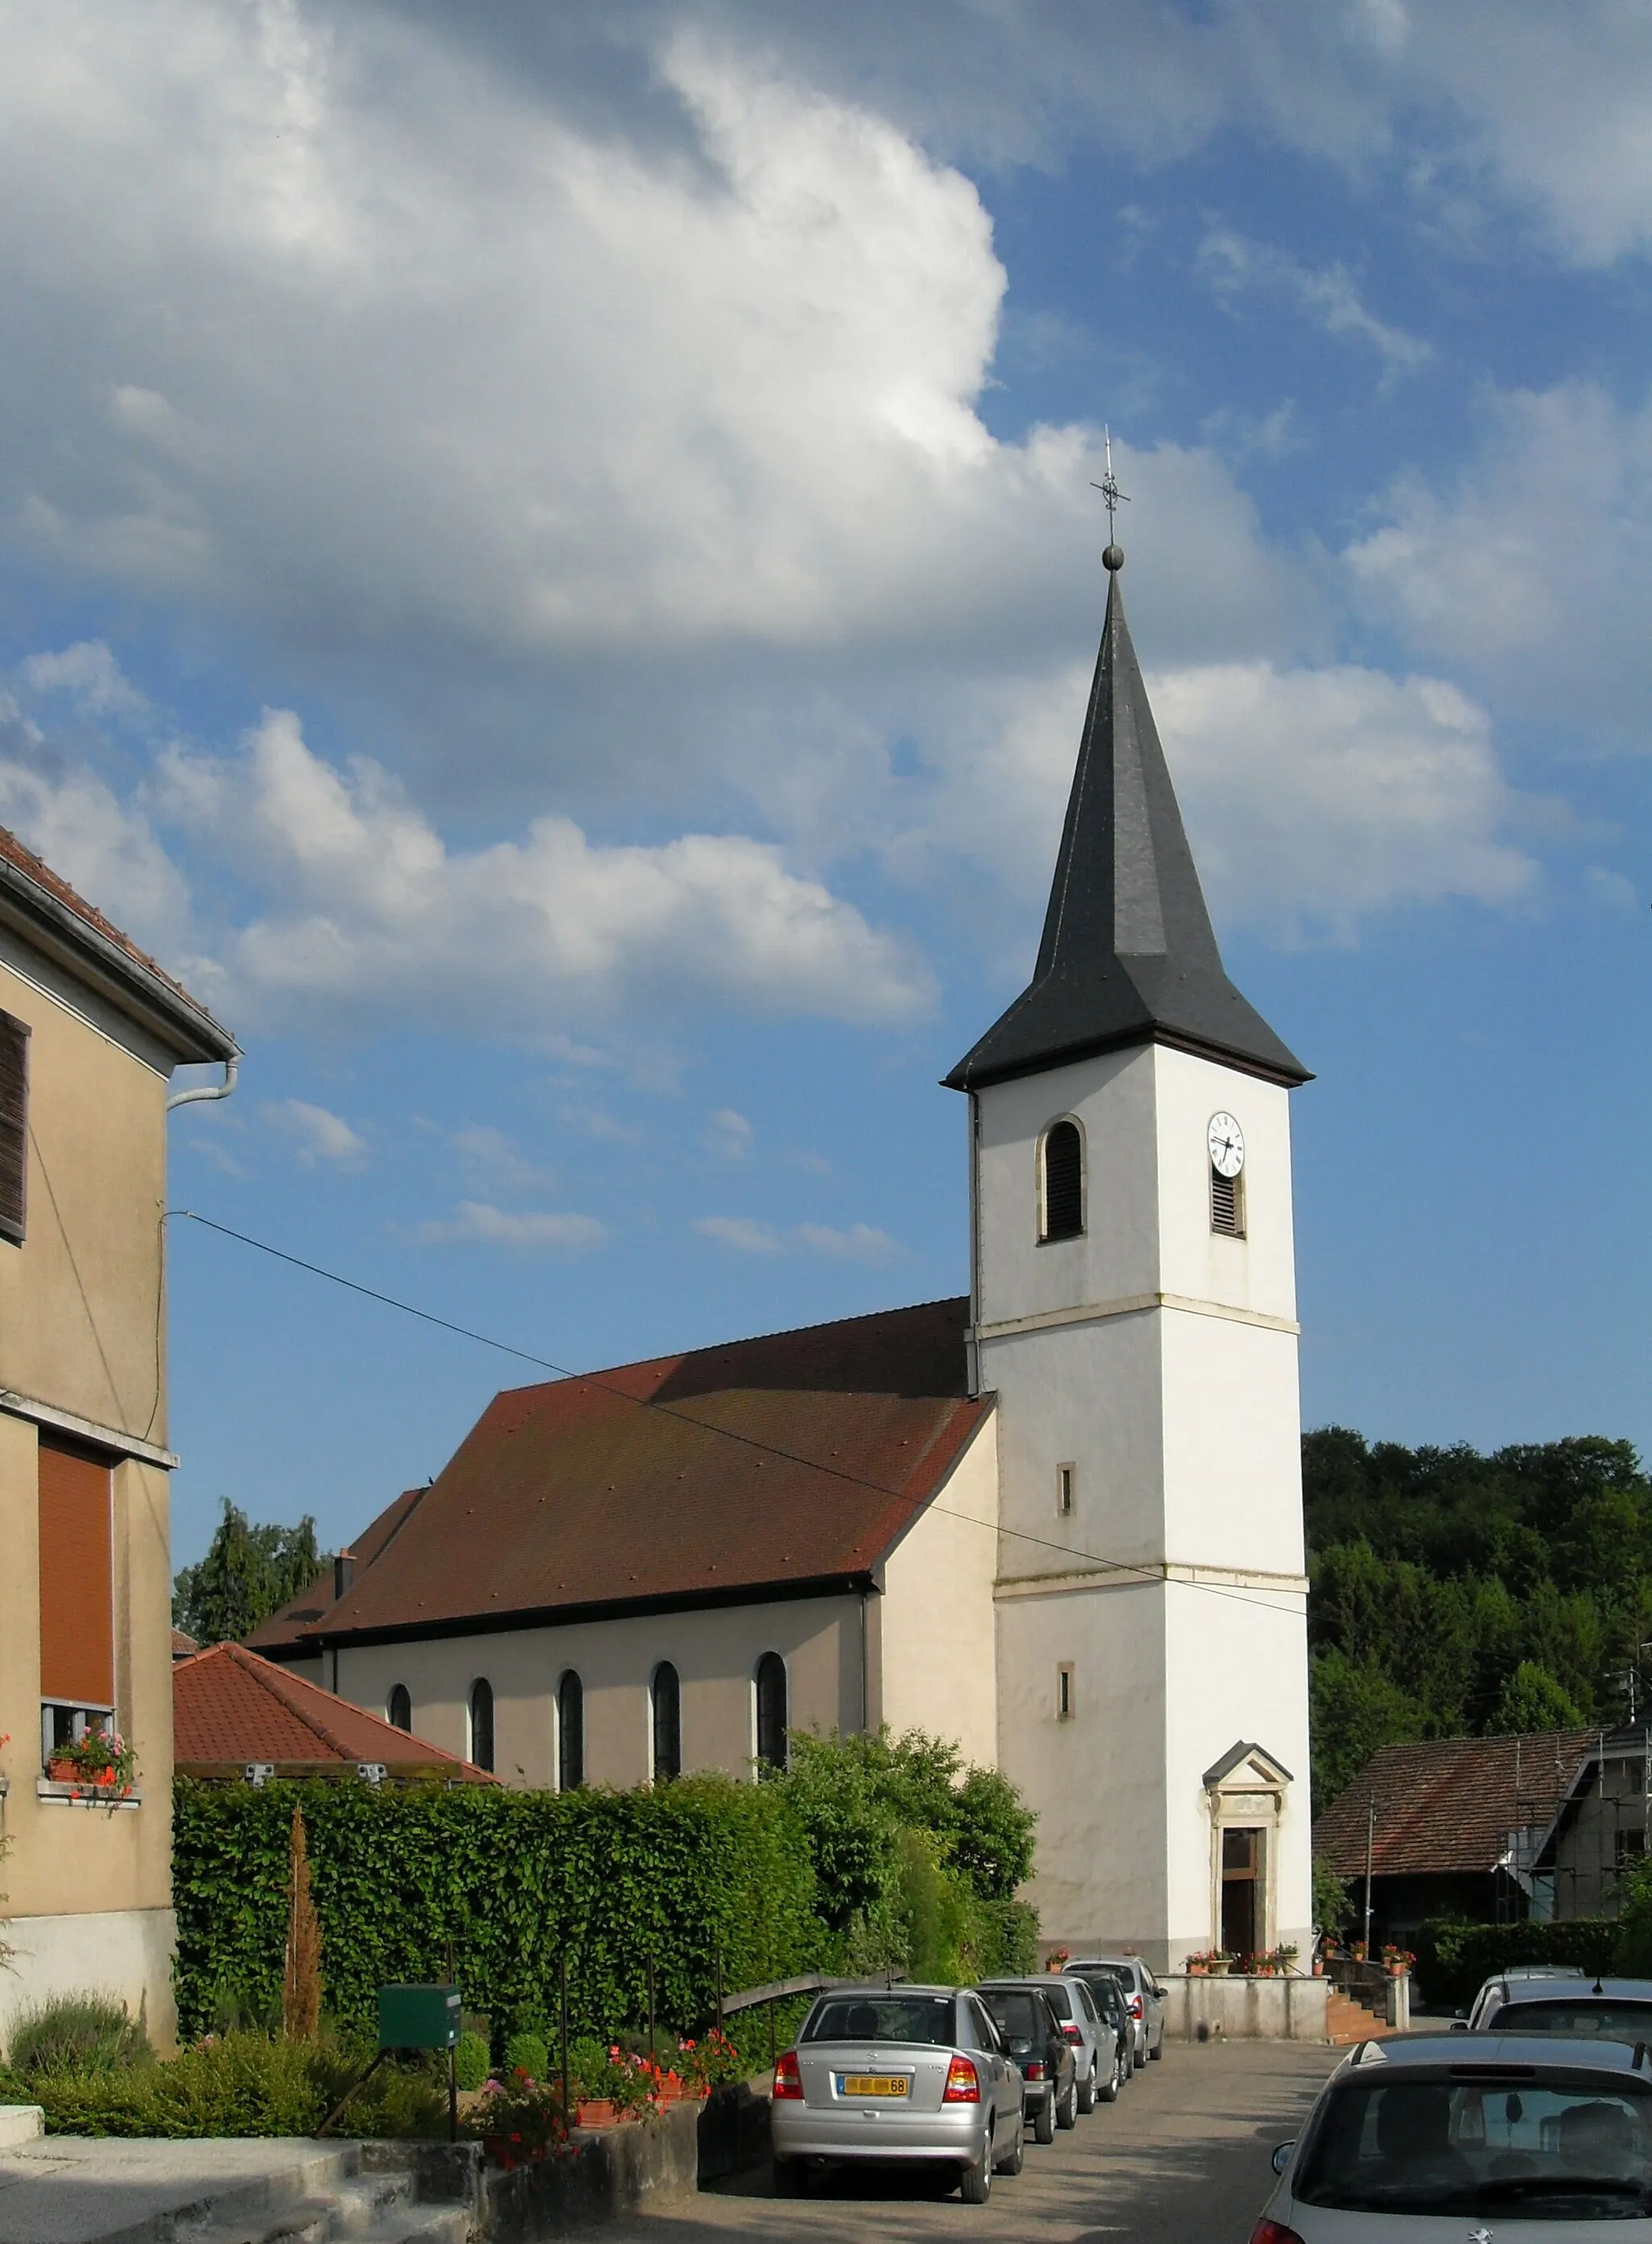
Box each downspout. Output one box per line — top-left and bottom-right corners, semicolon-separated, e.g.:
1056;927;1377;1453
966;1090;982;1399
166;1056;240;1112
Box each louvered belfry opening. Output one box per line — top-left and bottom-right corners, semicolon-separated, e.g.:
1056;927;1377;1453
1211;1166;1244;1237
557;1669;584;1790
39;1436;115;1760
0;1007;28;1246
1040;1119;1084;1242
651;1661;681;1781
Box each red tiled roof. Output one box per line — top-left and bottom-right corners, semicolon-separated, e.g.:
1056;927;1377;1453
248;1298;990;1648
0;823;229;1041
173;1641;494;1779
172;1628;198;1660
1315;1732;1597;1876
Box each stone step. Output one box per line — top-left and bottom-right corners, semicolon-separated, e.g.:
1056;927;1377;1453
1325;1990;1394;2047
188;2170;469;2244
0;2106;42;2150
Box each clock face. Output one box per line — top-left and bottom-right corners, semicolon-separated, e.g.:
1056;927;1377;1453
1208;1112;1245;1179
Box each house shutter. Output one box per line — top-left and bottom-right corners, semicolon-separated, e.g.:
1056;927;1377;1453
39;1438;115;1708
0;1007;28;1245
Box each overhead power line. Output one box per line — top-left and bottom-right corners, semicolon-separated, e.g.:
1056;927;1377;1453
169;1208;1306;1622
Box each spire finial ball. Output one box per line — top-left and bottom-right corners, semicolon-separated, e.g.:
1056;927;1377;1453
1103;543;1124;572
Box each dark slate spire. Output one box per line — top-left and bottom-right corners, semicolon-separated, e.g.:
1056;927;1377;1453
945;553;1308;1092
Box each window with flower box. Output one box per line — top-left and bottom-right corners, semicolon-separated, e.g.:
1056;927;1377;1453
38;1435;114;1769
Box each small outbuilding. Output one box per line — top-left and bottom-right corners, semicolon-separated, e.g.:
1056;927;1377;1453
173;1641;494;1784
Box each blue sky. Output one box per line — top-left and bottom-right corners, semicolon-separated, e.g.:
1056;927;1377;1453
4;2;1651;1566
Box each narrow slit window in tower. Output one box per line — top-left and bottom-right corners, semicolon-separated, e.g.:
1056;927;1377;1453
1057;1462;1074;1516
1057;1663;1074;1721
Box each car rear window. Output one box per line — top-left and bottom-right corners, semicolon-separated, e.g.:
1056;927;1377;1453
1072;1971;1124;2017
1498;2000;1652;2045
981;1992;1044;2043
1295;2070;1652;2219
1036;1983;1073;2020
804;1996;957;2047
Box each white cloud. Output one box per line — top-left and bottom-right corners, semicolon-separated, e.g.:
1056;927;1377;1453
416;1201;605;1250
694;1215;780;1253
928;650;1540;941
265;1096;367;1166
797;1221;899;1262
1344;380;1652;733
709;1107;753;1161
453;1124;553;1192
558;1105;643;1145
21;640;148;719
147;709;932;1031
1198;228;1430;379
0;720;190;953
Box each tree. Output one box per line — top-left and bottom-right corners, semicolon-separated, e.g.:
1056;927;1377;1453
1491;1661;1583;1735
173;1501;329;1645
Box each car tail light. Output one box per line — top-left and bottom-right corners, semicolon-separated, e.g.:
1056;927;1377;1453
1248;2224;1304;2244
1024;2061;1045;2080
1129;1994;1144;2019
772;2051;803;2101
943;2055;981;2103
1061;2021;1083;2042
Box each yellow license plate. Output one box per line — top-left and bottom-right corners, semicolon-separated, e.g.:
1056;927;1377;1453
841;2075;910;2097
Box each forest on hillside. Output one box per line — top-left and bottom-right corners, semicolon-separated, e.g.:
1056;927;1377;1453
1305;1429;1652;1811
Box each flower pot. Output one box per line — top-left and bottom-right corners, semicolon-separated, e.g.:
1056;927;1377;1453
575;2100;617;2128
1312;1960;1325;1976
1187;1962;1208;1977
46;1758;77;1783
1208;1959;1230;1977
1387;1961;1410;1978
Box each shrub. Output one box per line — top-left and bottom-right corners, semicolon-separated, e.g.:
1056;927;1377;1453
1613;1857;1652;1975
1414;1917;1620;2011
453;2032;490;2092
13;2030;321;2137
173;1773;826;2047
502;2030;549;2082
6;1993;150;2076
981;1899;1040;1976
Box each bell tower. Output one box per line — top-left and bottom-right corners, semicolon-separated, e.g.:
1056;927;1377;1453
945;540;1314;1968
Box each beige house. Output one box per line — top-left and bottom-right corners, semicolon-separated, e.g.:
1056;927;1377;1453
0;828;237;2050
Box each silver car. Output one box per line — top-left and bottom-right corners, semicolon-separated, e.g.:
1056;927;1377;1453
1462;1964;1587;2029
1463;1973;1652;2046
987;1975;1121;2112
1257;2031;1652;2239
1068;1955;1166;2064
771;1985;1027;2203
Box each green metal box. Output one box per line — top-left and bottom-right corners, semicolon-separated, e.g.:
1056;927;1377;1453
378;1983;461;2050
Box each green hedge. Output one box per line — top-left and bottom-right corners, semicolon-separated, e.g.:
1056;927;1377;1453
173;1774;827;2047
1415;1917;1621;2012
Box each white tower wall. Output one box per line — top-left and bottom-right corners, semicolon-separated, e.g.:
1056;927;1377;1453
978;1042;1312;1968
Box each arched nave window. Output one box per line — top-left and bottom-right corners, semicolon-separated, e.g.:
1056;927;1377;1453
755;1652;788;1771
468;1677;494;1772
386;1683;411;1732
651;1661;682;1782
557;1670;584;1791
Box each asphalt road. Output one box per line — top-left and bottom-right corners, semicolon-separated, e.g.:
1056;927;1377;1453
623;2040;1342;2244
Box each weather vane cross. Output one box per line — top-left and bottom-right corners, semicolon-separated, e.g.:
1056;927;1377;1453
1090;426;1129;554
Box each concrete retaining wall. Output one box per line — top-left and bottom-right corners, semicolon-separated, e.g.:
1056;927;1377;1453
1161;1972;1329;2041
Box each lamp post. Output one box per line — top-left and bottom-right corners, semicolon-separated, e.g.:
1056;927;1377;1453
1363;1796;1376;1957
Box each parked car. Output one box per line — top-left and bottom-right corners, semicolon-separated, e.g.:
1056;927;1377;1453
1070;1967;1133;2094
1461;1965;1587;2030
1069;1956;1166;2064
977;1982;1074;2144
1016;1972;1114;2111
771;1985;1027;2203
1254;2030;1652;2239
1462;1974;1652;2046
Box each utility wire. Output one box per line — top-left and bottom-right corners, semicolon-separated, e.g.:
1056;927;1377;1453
169;1208;1306;1621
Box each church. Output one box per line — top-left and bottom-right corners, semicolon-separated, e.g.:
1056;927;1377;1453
252;541;1314;1973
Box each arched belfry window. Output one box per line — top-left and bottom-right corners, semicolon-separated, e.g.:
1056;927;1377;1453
755;1652;788;1771
469;1678;494;1772
557;1670;584;1791
386;1683;411;1733
651;1661;681;1782
1039;1118;1084;1243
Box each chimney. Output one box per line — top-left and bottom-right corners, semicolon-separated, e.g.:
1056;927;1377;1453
333;1550;355;1601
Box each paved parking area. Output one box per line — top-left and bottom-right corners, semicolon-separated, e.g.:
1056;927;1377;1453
631;2039;1341;2244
